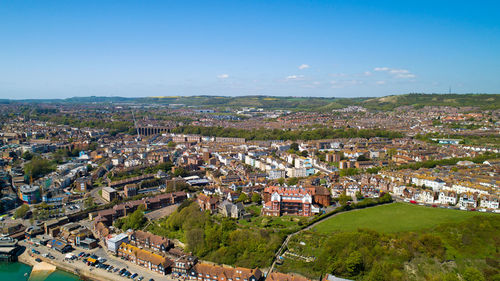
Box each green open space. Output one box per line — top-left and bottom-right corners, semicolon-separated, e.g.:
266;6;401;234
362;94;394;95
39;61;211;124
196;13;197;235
313;202;497;233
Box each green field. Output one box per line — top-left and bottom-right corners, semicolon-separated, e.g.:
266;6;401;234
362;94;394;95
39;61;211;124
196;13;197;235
313;202;497;233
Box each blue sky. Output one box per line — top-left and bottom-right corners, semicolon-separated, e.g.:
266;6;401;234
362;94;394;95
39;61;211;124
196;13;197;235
0;0;499;99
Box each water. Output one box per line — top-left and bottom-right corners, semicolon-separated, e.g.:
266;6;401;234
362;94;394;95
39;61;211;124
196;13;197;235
0;262;80;281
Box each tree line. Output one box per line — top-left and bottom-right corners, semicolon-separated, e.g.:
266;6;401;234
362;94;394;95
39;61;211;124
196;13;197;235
172;126;403;141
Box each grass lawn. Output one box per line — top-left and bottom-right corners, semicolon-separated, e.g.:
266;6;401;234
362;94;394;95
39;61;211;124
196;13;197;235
313;202;497;233
238;214;308;231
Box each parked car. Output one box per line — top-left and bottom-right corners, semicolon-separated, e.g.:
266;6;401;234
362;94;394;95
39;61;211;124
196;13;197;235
131;273;138;279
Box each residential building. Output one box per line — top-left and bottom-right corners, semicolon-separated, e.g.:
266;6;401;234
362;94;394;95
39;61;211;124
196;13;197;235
129;230;173;254
218;201;245;219
101;187;117;202
197;194;219;212
458;193;477;208
438;190;457;205
479;194;499;209
262;186;314;217
188;263;262;281
118;243;173;275
172;255;198;277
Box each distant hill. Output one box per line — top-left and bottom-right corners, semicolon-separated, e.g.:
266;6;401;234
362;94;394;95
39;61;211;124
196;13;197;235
359;93;500;110
3;93;499;110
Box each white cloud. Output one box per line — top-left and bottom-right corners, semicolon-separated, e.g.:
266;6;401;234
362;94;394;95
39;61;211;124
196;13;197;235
364;71;372;76
298;64;310;70
374;67;416;79
286;75;304;80
376;80;386;85
395;73;416;78
217;74;229;79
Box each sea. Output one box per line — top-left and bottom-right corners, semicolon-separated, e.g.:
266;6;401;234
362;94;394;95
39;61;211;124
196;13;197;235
0;262;80;281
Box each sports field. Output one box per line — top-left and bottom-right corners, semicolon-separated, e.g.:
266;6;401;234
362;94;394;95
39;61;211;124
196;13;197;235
313;202;498;233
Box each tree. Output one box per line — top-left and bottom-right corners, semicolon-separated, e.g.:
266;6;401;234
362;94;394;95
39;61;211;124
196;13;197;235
186;228;205;255
345;251;363;276
15;205;30;218
84;197;95;209
339;168;359;177
22;151;33;160
462;267;485;281
287;177;299;186
173;167;188;177
338;193;351;206
301;150;308;157
24;157;55;179
290;143;299;151
277;177;285;185
237;193;248;203
355;191;364;200
357;154;369;161
443;273;460;281
167;141;176;148
251;193;261;204
120;207;146;230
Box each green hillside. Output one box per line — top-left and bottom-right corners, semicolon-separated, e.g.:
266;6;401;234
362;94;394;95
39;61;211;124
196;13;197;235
276;204;500;280
4;93;499;111
313;202;496;233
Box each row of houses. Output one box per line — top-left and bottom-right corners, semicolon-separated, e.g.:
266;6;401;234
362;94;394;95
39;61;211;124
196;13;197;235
188;263;318;281
392;186;499;209
93;191;187;226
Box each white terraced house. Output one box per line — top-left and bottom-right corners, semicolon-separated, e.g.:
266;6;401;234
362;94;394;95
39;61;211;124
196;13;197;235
458;193;477;208
479;195;499;209
438;190;457;205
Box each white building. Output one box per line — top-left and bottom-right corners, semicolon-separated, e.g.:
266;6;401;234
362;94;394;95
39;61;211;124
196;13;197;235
438;190;457;205
458;193;477;208
479;195;499;209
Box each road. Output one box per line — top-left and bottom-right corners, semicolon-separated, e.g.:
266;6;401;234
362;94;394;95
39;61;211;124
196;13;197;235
20;237;178;281
90;186;107;205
